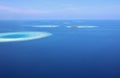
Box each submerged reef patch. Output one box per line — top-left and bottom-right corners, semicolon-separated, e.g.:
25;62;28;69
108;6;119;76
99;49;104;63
0;32;52;42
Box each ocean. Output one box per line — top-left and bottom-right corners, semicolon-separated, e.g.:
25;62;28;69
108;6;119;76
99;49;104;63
0;20;120;78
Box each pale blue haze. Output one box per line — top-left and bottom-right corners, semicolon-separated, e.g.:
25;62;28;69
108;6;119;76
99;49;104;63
0;0;120;19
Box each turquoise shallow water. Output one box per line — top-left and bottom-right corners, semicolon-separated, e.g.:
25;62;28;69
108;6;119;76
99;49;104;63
0;20;120;78
0;34;28;38
0;32;52;42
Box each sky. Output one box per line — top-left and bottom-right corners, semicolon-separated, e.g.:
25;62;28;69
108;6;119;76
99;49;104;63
0;0;120;20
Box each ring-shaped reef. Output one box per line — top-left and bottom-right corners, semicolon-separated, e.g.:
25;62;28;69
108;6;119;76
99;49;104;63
0;32;52;42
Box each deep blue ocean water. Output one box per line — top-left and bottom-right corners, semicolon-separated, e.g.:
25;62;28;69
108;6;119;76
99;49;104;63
0;20;120;78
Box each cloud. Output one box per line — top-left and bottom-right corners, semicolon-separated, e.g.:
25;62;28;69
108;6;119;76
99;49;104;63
0;5;48;15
